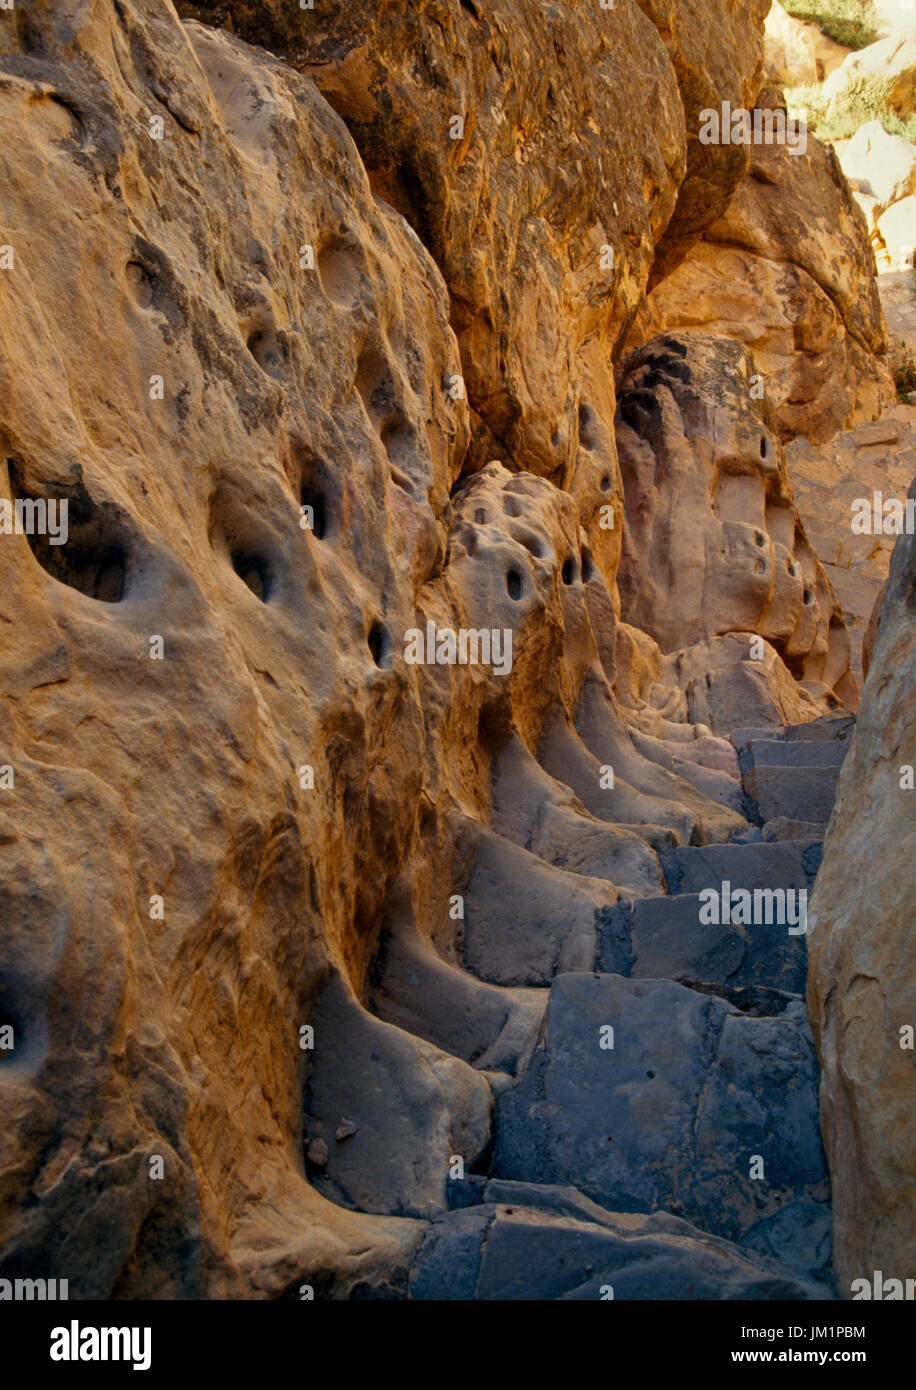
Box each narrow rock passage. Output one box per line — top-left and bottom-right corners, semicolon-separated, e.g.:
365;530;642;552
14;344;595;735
305;712;853;1299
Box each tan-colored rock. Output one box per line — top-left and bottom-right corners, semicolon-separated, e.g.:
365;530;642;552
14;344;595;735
0;0;771;1299
808;494;916;1296
632;0;771;281
183;0;772;313
616;333;856;709
764;1;847;86
861;579;887;680
179;0;688;496
0;0;477;1298
877;196;916;270
643;92;895;443
824;33;916;118
0;0;887;1305
786;403;916;680
668;633;827;732
834;121;916;214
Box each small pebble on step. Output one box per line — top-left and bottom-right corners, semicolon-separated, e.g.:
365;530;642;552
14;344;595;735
307;1138;329;1168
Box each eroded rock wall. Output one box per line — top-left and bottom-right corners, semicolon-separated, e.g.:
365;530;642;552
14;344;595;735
634;0;771;282
807;505;916;1294
616;334;856;711
0;0;893;1302
0;0;473;1297
641;91;895;443
179;0;686;496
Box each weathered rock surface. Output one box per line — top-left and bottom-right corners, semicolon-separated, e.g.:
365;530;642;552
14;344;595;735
492;974;831;1278
302;972;492;1219
741;740;847;825
633;0;771;283
807;498;916;1297
0;0;472;1298
787;404;916;679
626;892;809;995
665;839;820;896
0;0;900;1306
763;2;848;87
669;634;836;733
178;0;687;493
410;1192;830;1300
642;93;895;443
615;334;856;708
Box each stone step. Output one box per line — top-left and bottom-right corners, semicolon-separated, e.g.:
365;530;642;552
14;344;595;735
663;839;820;896
784;715;855;743
731;715;855;752
461;829;612;987
611;890;808;995
763;818;829;843
490;973;831;1281
742;762;842;825
410;1182;832;1299
743;739;849;769
730;725;785;748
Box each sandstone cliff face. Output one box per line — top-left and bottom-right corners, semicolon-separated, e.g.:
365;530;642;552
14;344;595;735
179;0;685;494
642;92;895;443
788;409;916;682
0;0;472;1296
634;0;771;282
0;0;901;1303
808;503;916;1295
616;334;855;711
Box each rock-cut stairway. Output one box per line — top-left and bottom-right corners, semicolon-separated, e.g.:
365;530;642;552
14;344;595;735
303;710;854;1300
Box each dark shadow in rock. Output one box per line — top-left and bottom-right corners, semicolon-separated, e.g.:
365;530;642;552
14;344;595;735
8;461;131;603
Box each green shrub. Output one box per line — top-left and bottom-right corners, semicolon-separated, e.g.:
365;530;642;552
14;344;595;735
782;0;880;50
889;337;916;399
784;78;916;143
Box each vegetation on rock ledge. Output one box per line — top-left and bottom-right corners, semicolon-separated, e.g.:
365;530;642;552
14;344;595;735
787;76;916;141
783;0;879;49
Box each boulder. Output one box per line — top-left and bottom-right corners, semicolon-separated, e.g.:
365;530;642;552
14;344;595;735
877;196;916;270
835;121;916;214
764;2;847;87
673;636;829;733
